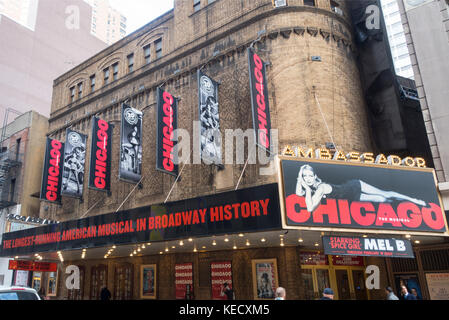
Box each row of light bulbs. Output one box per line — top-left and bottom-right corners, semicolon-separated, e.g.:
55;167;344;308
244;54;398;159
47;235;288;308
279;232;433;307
77;233;422;260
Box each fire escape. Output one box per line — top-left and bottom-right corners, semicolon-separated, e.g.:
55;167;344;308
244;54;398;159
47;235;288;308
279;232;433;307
0;108;23;210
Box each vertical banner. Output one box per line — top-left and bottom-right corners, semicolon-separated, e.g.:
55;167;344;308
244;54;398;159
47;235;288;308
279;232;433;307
61;129;87;198
175;263;193;300
88;117;112;192
156;88;179;177
198;70;222;165
211;261;233;300
248;47;272;153
40;138;64;203
120;104;143;183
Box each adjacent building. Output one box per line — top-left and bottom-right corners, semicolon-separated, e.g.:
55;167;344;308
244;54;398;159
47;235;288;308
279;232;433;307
381;0;414;79
0;110;50;287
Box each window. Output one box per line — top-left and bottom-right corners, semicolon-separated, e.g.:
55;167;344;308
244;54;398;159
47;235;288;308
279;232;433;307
104;68;110;85
70;86;76;103
155;39;162;59
127;54;134;73
90;75;96;92
193;0;201;12
304;0;315;6
112;63;119;81
144;45;151;64
208;0;216;4
77;82;83;98
15;138;20;161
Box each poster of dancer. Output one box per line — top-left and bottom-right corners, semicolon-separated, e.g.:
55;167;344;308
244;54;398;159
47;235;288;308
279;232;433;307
61;129;87;198
119;104;143;183
198;70;221;165
280;157;448;233
140;265;157;299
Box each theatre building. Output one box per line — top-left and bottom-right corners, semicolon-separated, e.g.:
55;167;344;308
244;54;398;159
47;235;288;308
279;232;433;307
0;0;448;300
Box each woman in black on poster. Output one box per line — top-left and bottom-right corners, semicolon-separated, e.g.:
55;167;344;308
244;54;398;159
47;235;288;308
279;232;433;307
296;164;426;213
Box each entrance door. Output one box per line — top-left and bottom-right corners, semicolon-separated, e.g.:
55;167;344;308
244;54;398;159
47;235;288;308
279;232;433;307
335;269;351;300
352;269;368;300
316;269;331;296
90;265;107;300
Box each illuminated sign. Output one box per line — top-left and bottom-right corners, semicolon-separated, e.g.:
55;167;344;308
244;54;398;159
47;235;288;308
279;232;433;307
282;146;427;168
279;157;448;235
323;236;415;259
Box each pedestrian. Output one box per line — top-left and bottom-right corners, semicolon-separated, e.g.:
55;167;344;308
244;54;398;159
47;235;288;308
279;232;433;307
100;286;111;301
410;288;421;300
385;286;399;300
275;287;286;300
320;288;334;300
401;286;417;300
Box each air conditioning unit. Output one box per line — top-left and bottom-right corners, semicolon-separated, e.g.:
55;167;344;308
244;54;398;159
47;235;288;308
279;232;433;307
273;0;287;8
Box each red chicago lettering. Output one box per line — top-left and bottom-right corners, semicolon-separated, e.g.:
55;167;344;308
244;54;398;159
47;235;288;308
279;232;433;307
286;195;446;232
252;52;270;150
94;121;109;190
397;202;422;228
286;194;311;223
422;203;445;230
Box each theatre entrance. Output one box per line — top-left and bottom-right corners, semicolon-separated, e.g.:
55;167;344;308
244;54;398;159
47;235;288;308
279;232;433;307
300;252;370;300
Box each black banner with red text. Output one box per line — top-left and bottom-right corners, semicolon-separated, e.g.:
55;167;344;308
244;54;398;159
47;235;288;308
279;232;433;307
156;87;179;177
248;48;272;153
89;117;113;192
281;158;447;233
0;184;281;257
40;138;64;204
322;236;415;258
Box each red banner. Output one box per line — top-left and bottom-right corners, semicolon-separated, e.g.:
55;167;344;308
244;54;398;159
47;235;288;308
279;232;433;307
175;263;193;300
9;260;57;272
211;261;233;300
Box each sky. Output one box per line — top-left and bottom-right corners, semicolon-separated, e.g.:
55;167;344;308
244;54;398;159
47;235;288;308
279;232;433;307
109;0;174;35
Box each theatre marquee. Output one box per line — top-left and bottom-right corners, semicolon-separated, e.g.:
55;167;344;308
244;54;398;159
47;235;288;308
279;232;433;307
277;156;449;237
